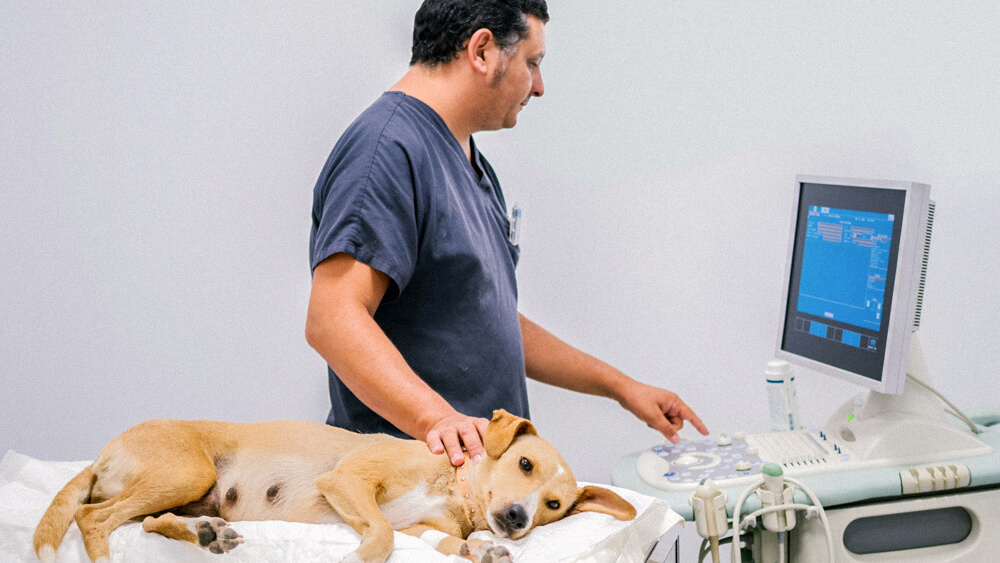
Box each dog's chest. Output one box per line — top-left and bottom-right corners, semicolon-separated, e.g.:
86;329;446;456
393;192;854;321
377;483;449;529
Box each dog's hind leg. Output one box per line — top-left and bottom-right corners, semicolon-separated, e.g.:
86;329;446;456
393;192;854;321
142;514;242;554
75;464;218;562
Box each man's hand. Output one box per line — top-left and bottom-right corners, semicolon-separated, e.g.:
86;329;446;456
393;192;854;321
616;381;709;444
425;413;490;467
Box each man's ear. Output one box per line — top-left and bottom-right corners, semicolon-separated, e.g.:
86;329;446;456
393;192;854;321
483;409;537;458
464;27;495;76
568;486;637;521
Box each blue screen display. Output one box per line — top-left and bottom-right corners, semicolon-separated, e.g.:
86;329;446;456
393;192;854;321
781;182;908;381
796;206;894;332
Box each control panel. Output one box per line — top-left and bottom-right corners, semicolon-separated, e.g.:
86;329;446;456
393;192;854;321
637;429;850;492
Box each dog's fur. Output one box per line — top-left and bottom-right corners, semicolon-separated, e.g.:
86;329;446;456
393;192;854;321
33;409;636;563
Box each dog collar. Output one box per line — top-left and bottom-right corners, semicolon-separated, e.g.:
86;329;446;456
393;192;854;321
455;454;480;525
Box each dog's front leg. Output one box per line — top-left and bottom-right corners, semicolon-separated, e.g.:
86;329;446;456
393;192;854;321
400;525;512;563
315;469;394;563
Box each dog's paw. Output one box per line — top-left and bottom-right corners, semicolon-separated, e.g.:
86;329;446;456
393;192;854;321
194;517;243;554
460;539;513;563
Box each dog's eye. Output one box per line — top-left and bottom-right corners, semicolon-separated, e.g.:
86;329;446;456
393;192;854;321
519;457;533;474
546;500;561;511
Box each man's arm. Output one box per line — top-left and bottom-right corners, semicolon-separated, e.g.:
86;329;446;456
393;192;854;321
305;253;488;465
519;314;709;443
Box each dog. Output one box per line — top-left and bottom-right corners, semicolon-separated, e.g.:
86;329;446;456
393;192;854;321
33;409;636;563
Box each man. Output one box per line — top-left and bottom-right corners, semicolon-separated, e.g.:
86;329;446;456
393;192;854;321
306;0;708;467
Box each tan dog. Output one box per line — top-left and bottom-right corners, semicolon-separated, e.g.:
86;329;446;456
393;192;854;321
33;409;636;563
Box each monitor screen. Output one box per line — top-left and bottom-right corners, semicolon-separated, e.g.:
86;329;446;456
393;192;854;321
777;176;930;393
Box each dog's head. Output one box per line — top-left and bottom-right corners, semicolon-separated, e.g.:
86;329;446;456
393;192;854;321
473;409;637;540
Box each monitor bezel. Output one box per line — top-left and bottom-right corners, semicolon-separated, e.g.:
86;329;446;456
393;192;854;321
775;175;931;395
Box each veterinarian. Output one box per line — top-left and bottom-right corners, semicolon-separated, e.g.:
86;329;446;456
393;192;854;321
306;0;709;468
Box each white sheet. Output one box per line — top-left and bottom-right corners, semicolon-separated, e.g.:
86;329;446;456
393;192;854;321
1;450;681;563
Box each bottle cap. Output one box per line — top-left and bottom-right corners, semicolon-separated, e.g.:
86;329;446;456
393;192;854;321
765;359;793;380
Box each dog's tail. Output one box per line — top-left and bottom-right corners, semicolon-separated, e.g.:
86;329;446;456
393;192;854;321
33;465;94;563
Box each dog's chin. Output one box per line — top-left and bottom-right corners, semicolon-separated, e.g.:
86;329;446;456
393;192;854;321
508;529;531;541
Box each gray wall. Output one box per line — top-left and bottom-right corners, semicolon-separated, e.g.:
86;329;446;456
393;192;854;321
3;1;998;484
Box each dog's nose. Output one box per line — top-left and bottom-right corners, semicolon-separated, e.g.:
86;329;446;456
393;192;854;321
502;504;529;530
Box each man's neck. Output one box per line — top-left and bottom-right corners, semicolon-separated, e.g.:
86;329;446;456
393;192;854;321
389;65;476;162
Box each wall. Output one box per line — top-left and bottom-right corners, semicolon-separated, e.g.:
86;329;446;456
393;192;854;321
3;1;998;485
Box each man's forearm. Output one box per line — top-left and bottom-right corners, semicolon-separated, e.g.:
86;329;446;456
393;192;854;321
306;254;491;465
518;313;629;401
306;303;455;439
305;255;456;441
519;313;709;441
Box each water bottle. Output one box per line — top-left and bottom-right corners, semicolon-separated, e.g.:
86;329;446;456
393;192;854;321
766;360;801;432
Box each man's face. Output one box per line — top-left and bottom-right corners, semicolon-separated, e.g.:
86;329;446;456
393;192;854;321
485;15;545;130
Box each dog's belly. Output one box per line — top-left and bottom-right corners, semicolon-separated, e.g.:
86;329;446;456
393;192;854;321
199;455;448;529
209;454;336;524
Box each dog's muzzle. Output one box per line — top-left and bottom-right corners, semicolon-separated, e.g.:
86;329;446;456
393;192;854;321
493;504;529;537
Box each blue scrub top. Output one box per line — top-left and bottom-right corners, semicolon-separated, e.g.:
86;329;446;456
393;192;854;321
310;92;529;437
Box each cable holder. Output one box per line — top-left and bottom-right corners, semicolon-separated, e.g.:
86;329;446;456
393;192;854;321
731;464;836;563
690;479;729;563
754;466;797;533
690;479;730;540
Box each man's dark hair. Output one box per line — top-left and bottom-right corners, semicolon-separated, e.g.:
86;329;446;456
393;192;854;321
410;0;549;66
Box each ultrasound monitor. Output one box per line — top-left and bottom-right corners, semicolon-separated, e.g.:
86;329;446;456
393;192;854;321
776;175;932;395
775;175;988;464
634;175;989;494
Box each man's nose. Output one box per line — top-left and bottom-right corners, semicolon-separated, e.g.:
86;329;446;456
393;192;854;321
532;73;545;98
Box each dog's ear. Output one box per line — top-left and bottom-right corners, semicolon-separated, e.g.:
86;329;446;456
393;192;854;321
483;409;537;458
568;486;637;521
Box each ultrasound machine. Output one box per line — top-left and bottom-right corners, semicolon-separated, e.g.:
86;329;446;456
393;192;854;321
615;175;1000;562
